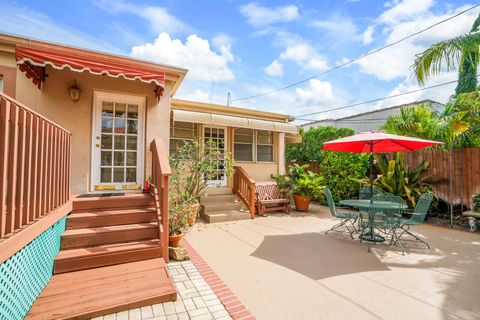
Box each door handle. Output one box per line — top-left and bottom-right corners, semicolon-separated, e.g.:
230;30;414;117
96;143;101;148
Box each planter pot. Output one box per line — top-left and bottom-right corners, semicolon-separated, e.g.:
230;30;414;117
188;202;201;226
169;232;183;247
293;194;312;212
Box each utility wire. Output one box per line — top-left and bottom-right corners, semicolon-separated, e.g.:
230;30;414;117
295;75;480;122
232;3;480;102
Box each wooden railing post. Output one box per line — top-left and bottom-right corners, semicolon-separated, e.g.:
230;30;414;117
0;92;71;240
150;138;172;263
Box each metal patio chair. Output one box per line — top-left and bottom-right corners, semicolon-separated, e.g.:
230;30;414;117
324;188;358;239
395;192;433;249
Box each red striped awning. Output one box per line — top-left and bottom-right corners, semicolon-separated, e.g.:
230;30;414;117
15;45;165;96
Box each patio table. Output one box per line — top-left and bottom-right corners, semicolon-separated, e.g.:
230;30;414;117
339;199;407;243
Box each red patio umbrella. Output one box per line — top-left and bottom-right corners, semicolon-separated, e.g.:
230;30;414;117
322;131;443;195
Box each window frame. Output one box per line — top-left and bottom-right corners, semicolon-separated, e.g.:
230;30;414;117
233;128;255;162
256;130;275;163
232;128;276;163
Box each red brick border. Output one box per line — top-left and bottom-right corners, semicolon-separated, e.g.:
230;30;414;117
182;239;256;320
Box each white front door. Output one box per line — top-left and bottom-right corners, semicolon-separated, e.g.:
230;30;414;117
91;91;145;192
204;126;228;187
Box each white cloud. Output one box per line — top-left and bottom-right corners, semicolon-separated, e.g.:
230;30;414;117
355;3;476;81
279;44;328;71
310;15;360;43
362;25;374;45
94;0;188;34
178;89;210;102
295;79;336;106
131;33;234;82
240;3;299;27
265;60;284;76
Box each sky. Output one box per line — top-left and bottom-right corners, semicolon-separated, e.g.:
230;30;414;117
0;0;478;123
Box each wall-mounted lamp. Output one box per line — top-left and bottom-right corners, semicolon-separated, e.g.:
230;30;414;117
69;81;81;103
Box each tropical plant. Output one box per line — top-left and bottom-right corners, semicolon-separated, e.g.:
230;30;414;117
292;170;325;198
319;151;369;201
412;13;480;96
168;201;190;236
169;139;234;205
355;153;433;208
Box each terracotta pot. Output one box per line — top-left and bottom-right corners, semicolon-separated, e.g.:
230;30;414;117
169;232;183;247
188;202;201;226
293;194;312;212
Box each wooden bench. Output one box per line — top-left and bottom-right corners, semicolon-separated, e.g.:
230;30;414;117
255;184;291;216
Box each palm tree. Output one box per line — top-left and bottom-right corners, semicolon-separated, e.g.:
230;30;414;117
412;14;480;95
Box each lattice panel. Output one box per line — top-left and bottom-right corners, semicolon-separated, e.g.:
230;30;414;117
0;217;66;320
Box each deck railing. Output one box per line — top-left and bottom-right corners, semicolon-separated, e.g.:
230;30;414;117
0;92;71;239
150;138;171;262
233;166;256;219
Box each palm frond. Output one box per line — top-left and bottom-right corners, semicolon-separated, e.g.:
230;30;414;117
411;33;480;85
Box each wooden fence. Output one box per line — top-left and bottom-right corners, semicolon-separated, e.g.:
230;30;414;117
403;148;480;209
287;148;480;209
0;92;71;239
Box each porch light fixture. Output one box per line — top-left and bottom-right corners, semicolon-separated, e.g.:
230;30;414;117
69;81;81;103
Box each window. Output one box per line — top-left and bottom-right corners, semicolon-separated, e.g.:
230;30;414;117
257;131;274;162
170;118;198;155
234;128;254;162
0;75;3;92
233;129;274;162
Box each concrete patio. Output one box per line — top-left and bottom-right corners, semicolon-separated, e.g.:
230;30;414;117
186;203;480;320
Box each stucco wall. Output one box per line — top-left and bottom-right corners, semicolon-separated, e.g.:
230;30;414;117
1;50;171;195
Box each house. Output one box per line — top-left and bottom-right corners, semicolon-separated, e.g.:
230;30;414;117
301;100;445;132
0;32;298;319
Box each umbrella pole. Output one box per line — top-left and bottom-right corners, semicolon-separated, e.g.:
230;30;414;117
369;143;374;198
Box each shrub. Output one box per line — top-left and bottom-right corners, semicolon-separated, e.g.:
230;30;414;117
473;193;480;211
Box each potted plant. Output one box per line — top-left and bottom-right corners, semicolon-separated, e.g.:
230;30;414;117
292;170;325;211
168;201;189;247
169;139;234;225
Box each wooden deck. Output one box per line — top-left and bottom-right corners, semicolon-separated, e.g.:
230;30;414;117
26;258;177;320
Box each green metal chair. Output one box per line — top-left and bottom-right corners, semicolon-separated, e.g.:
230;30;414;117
324;188;358;239
395;192;433;249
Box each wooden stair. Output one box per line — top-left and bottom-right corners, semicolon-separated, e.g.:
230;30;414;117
27;193;176;320
54;193;162;274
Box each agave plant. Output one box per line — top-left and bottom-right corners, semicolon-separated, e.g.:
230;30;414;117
355;153;433;208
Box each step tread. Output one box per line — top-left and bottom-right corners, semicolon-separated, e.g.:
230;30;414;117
69;207;156;218
55;240;162;261
62;223;158;237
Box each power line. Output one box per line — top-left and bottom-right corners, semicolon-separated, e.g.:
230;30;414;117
295;75;480;122
232;3;480;102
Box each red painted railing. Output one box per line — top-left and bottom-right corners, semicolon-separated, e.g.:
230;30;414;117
150;139;171;262
0;92;71;239
232;166;256;219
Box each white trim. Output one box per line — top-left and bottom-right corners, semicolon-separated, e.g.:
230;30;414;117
91;91;146;192
17;58;165;87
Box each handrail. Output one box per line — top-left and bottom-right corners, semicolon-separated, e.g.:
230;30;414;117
150;139;171;262
0;92;71;239
233;166;256;219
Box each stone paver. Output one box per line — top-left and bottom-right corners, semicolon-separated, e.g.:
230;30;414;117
95;261;232;320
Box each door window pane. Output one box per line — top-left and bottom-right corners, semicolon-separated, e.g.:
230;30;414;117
127;104;138;119
102;101;114;117
100;168;112;182
113;168;124;182
127;120;137;134
115;103;126;118
101;135;112;149
114;119;126;134
126;168;136;182
127;136;137;150
101;151;112;166
114;151;124;166
102;118;113;133
114;135;125;149
126;152;137;166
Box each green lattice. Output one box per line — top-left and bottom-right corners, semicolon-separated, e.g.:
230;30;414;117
0;217;66;320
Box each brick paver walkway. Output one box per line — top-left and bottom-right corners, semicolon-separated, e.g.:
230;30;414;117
93;261;232;320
